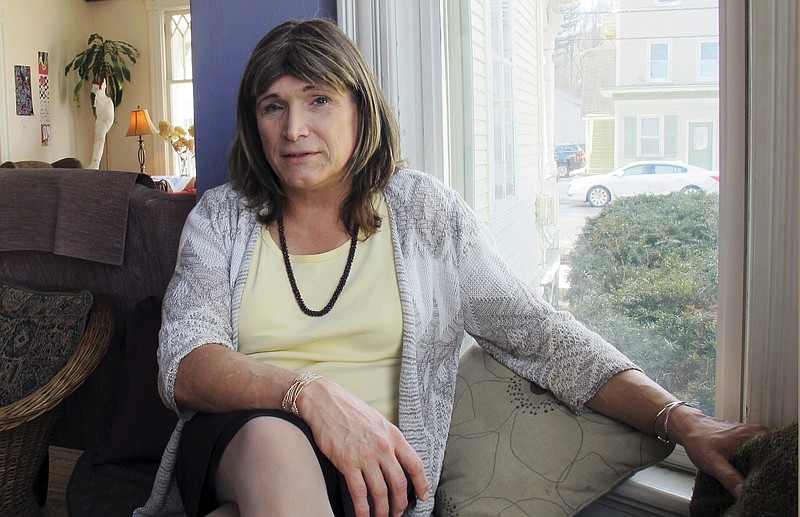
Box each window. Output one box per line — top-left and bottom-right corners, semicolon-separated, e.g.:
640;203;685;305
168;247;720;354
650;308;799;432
490;0;516;200
147;1;194;176
343;1;797;500
698;39;719;81
165;10;195;176
648;41;671;82
639;116;662;156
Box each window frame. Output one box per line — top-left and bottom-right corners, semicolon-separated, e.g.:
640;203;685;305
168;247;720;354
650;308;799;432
697;38;720;82
488;0;517;203
638;115;663;156
340;0;797;509
647;39;672;83
146;0;192;176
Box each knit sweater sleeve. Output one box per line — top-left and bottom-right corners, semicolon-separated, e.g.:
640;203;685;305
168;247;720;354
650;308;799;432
454;194;638;413
157;184;246;418
386;169;637;414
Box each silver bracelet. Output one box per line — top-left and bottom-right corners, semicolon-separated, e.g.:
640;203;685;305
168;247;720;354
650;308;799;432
651;400;693;443
281;371;322;418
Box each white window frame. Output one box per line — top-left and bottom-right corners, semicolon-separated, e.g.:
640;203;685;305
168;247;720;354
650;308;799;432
488;0;517;203
698;38;719;82
638;115;663;157
337;0;450;186
147;0;192;176
647;39;672;83
342;0;798;511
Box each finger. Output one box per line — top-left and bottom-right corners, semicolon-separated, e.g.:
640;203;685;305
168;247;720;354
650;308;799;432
343;469;372;517
380;461;409;517
705;456;746;498
395;440;430;502
362;465;390;517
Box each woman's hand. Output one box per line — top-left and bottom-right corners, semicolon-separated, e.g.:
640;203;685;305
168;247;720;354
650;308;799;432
298;378;430;517
669;406;768;497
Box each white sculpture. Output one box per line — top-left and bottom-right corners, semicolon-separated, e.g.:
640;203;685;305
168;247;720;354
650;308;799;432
88;81;115;169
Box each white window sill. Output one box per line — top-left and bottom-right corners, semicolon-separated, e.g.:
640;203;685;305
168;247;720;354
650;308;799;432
579;464;694;516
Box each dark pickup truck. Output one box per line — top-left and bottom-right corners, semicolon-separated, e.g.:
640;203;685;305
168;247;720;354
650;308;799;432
554;144;585;177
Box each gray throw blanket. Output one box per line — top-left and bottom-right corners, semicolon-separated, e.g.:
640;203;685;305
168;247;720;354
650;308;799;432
0;168;137;265
689;422;798;516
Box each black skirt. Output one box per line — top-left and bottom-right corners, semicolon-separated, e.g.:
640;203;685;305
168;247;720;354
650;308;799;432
175;409;356;517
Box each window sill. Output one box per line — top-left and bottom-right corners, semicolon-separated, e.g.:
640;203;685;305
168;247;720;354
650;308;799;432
579;464;694;516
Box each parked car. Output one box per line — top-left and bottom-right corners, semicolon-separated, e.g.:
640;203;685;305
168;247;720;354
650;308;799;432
554;144;586;177
567;161;720;207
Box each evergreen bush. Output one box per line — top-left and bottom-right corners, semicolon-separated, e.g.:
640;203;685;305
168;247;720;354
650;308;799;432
565;193;719;413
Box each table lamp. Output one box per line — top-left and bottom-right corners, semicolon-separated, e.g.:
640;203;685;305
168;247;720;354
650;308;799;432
125;106;158;174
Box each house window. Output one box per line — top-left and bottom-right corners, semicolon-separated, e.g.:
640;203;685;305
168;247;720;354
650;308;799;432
490;0;516;201
639;116;662;156
147;1;194;176
648;41;671;82
165;10;193;175
346;0;794;509
699;39;719;81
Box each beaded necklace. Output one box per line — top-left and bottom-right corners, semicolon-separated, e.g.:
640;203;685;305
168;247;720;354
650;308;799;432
276;217;358;317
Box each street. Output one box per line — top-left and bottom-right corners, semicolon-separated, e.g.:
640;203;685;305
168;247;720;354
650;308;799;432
557;171;603;257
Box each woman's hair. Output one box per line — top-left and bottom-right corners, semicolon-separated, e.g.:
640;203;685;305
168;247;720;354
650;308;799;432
228;18;403;236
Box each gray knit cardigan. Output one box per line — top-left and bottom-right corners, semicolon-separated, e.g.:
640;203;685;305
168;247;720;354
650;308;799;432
134;168;637;517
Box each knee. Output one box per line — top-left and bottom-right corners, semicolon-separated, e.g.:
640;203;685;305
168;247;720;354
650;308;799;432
225;416;315;465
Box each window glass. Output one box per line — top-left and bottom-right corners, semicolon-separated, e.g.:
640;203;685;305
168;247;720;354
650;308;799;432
452;0;720;416
490;0;516;200
557;0;719;416
649;42;669;80
640;117;661;155
166;10;194;176
700;41;719;80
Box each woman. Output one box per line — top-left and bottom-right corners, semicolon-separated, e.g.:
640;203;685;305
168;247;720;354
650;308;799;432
136;18;764;517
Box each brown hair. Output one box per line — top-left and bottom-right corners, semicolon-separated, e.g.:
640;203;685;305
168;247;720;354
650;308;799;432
228;18;403;236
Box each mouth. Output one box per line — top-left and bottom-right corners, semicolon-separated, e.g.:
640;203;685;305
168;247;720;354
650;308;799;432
282;151;317;158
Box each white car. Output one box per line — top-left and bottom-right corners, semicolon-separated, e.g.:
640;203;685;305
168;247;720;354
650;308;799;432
567;161;720;207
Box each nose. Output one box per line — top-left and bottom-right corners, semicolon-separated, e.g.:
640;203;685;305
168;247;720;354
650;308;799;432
283;106;309;141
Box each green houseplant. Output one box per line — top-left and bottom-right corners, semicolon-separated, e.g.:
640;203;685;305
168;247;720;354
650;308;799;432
64;33;139;110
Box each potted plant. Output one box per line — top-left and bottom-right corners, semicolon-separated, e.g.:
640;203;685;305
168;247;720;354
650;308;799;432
64;33;139;111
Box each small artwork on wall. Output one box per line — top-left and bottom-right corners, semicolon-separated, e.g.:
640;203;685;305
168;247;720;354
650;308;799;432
14;65;33;116
39;52;50;146
38;51;48;75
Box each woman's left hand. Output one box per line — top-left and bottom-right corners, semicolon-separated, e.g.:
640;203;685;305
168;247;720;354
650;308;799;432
669;406;768;497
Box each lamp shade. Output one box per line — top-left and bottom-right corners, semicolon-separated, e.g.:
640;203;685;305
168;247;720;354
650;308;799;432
125;107;158;137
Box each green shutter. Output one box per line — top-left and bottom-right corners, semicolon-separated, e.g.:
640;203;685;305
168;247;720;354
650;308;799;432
664;116;677;157
624;117;637;157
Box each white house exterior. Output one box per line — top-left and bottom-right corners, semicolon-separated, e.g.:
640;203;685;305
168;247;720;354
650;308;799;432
604;0;720;171
459;0;561;294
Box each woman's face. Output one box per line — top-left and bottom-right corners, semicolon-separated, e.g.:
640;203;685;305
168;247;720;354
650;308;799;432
256;75;359;197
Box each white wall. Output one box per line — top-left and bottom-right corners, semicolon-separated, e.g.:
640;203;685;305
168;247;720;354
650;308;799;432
0;0;152;172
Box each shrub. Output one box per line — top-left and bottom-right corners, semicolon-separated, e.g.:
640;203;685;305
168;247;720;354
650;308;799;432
564;193;718;413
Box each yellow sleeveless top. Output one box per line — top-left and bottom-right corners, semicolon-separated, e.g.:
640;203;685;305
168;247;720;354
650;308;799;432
237;196;403;423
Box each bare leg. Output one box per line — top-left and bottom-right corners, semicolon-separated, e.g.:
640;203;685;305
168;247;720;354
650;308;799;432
213;417;335;517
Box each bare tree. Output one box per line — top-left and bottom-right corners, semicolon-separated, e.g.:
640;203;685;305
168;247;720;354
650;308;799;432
554;0;614;96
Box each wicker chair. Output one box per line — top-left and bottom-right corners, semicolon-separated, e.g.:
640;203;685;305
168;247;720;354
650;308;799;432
0;299;114;516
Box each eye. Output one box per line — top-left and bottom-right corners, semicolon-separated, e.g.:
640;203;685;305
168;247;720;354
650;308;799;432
258;103;282;116
312;95;329;106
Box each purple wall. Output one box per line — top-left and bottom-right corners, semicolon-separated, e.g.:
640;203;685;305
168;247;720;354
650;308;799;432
190;0;337;194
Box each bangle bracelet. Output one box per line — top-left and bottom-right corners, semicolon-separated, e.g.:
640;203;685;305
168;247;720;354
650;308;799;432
651;400;693;443
281;371;322;418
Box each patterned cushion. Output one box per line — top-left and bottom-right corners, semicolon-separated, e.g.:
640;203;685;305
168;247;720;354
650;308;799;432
435;345;675;516
0;284;93;405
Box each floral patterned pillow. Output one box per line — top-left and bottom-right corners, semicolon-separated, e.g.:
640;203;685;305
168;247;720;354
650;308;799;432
0;284;93;405
435;345;674;516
